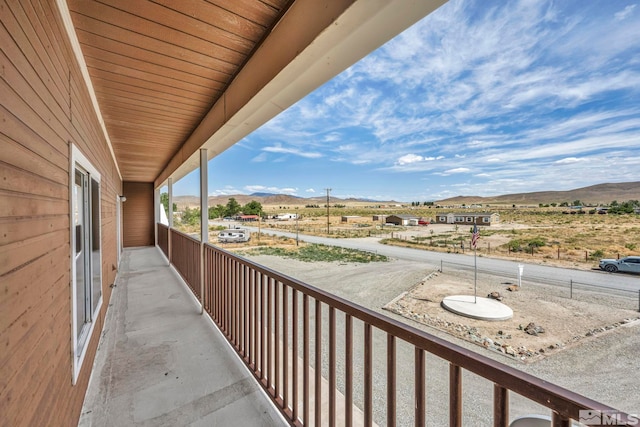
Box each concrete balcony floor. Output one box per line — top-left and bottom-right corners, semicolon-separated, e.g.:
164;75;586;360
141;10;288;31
79;247;285;426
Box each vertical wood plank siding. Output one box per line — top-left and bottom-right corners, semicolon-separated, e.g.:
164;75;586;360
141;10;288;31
122;181;154;247
1;1;121;426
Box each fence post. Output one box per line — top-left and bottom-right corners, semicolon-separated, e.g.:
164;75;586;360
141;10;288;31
638;290;639;313
570;279;573;299
557;247;560;260
440;260;443;273
585;251;588;262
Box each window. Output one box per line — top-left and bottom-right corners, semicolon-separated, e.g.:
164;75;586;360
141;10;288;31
70;145;102;384
483;217;490;223
439;216;446;222
466;217;473;222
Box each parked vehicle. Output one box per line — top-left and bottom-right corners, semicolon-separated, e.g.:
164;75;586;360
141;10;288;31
218;228;250;243
599;256;640;274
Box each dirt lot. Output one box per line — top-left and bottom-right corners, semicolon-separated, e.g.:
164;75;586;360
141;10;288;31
243;251;639;364
383;268;640;362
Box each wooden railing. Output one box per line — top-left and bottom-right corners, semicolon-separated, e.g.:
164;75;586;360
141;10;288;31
157;223;169;259
169;228;201;299
157;223;634;426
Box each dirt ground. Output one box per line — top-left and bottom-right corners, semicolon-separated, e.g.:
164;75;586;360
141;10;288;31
383;268;640;362
243;251;639;365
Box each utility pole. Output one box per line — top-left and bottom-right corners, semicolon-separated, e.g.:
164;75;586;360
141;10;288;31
325;188;331;234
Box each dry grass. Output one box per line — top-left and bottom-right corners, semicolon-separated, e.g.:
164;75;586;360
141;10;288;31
171;207;640;268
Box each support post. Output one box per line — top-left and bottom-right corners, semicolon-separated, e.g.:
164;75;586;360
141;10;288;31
199;149;208;315
153;187;159;247
168;177;173;264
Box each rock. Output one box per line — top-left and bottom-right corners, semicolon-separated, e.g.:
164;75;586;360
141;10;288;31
483;338;494;347
506;285;519;292
524;322;545;336
505;346;517;356
487;291;503;301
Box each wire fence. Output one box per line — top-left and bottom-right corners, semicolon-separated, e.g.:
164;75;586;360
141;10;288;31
439;260;640;312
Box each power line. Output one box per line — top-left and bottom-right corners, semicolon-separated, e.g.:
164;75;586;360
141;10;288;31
325;188;332;234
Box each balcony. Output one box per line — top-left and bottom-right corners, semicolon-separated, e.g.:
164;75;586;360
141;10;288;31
78;224;636;426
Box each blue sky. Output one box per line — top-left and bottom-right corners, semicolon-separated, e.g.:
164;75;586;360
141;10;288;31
172;0;640;202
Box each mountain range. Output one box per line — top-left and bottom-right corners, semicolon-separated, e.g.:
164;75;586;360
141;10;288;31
172;181;640;207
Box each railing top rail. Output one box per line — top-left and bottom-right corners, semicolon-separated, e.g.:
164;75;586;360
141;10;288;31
169;227;200;244
203;242;628;421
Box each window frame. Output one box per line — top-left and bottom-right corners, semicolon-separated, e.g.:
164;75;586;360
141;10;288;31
69;144;103;384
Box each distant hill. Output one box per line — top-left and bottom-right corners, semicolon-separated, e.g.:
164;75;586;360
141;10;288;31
172;194;398;208
436;181;640;206
170;181;640;208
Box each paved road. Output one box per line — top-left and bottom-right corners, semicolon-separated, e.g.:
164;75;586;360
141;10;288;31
222;223;640;294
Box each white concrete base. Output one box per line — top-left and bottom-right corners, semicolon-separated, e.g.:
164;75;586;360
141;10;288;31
441;295;513;321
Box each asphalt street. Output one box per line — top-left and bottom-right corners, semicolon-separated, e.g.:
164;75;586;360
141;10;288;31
226;223;640;295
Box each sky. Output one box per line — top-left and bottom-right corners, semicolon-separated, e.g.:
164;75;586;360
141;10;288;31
171;0;640;202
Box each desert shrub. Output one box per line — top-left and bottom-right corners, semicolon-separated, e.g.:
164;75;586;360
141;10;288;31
507;239;524;252
590;249;605;259
527;237;547;248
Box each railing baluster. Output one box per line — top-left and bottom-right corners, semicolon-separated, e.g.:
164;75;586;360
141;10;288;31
292;289;299;423
260;273;266;381
282;284;289;410
274;280;280;398
345;314;353;427
493;384;509;427
244;265;249;359
231;260;236;344
450;363;462;427
387;334;396;427
267;274;273;391
235;260;240;349
315;299;322;427
415;347;426;427
364;323;373;427
303;294;309;426
247;266;256;367
329;306;336;427
252;268;257;370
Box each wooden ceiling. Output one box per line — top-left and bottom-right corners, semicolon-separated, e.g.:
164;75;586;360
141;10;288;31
67;0;293;182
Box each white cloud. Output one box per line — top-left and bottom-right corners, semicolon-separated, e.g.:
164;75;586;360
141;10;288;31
262;145;323;158
305;188;316;193
251;152;268;162
615;4;636;21
444;167;471;174
209;187;243;196
396;154;425;165
554;157;585;164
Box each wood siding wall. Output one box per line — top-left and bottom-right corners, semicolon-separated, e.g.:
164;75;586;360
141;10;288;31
1;1;121;426
123;182;154;247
